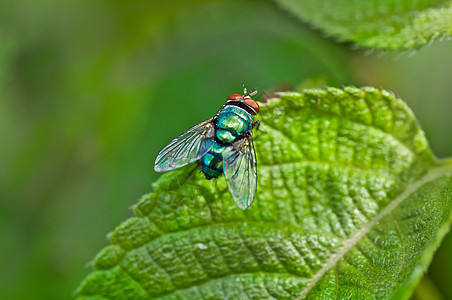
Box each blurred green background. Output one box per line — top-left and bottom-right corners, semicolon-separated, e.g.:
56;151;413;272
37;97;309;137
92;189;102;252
0;1;451;299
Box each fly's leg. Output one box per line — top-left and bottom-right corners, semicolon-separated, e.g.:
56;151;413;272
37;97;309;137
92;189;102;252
250;120;262;142
241;119;261;137
252;120;261;131
185;164;199;179
214;178;229;195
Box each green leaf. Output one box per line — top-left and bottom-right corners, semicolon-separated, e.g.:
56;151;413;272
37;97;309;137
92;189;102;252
76;87;452;299
275;0;452;50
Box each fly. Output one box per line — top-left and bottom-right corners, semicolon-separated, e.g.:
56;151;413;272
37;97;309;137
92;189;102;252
154;88;260;210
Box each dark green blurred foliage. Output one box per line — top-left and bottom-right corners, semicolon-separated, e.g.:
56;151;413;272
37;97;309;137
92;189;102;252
0;1;450;299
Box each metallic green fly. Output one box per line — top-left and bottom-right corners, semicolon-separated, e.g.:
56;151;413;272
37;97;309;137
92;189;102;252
154;88;260;210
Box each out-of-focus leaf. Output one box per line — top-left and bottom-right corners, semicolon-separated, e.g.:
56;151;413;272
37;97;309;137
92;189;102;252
275;0;452;50
76;87;452;299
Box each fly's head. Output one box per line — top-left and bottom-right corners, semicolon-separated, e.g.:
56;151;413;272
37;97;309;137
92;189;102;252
226;88;260;115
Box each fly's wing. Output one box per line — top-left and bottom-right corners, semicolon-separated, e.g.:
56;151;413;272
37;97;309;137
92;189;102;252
223;135;257;210
154;118;214;172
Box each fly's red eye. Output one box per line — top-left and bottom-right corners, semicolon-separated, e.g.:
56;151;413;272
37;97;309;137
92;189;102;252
227;94;242;100
244;98;260;113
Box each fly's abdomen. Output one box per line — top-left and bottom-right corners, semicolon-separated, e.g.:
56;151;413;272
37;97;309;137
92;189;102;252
200;139;225;179
215;105;252;144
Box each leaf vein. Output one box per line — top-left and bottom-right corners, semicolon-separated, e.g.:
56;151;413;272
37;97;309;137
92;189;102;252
296;165;452;299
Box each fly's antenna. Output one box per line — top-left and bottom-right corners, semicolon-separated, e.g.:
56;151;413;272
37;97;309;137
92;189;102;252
243;87;258;98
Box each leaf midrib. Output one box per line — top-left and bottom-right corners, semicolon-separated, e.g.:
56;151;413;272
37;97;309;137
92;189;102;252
296;163;452;299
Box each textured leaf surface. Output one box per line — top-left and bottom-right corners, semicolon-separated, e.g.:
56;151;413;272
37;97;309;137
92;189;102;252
76;87;452;299
275;0;452;50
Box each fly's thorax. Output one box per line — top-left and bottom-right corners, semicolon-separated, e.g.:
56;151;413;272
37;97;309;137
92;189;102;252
215;105;253;144
216;129;235;144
